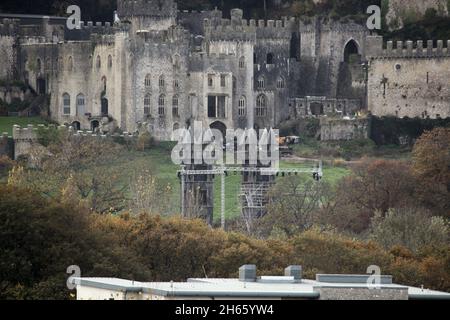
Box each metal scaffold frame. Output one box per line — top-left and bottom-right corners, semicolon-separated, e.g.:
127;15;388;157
178;161;323;229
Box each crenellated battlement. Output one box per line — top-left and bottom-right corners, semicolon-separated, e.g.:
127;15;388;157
368;37;450;58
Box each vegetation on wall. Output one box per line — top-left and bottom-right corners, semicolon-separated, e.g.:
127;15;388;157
370;116;450;146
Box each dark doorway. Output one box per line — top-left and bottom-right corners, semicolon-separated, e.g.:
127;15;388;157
36;78;46;95
91;120;100;132
310;103;324;116
72;121;81;131
101;98;108;116
344;40;360;63
210;121;227;141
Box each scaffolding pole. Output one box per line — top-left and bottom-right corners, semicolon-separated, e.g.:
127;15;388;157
221;170;225;230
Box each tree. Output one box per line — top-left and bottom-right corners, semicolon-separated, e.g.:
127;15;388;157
0;185;150;299
256;177;333;238
412;127;450;217
328;159;419;233
8;134;128;213
370;208;449;252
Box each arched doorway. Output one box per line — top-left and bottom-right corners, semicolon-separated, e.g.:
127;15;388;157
310;102;324;116
72;121;81;131
91;120;100;132
210;121;227;142
343;39;360;63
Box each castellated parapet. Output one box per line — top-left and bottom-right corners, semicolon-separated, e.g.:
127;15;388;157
204;13;294;42
367;36;450;58
367;36;450;119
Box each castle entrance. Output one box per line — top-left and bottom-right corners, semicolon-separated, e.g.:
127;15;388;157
210;121;227;141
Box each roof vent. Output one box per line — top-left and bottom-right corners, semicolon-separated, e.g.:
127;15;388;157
239;265;257;282
285;265;302;282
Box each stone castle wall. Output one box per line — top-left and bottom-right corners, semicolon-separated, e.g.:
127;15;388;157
320;117;370;141
367;37;450;119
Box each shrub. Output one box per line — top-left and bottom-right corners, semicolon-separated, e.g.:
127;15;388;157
370;208;449;252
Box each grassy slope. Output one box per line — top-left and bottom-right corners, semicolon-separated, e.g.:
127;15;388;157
0;117;49;135
112;147;350;221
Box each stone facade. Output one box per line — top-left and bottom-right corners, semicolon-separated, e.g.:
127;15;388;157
367;36;450;119
320;117;370;141
0;1;448;141
0;0;376;141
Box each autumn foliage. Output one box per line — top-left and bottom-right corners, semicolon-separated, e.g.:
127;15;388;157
1;184;449;299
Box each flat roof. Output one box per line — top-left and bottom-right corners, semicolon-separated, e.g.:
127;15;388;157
72;277;450;299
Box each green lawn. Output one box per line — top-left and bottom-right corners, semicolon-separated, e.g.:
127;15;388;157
0;117;49;136
101;145;351;222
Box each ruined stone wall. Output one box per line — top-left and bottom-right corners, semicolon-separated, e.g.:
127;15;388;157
320;117;370;141
367;38;450;119
0;133;14;159
12;124;137;159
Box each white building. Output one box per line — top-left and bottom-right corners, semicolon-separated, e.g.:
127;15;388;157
72;265;450;300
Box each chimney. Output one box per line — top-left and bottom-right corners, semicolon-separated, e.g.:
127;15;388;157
285;265;302;281
239;265;257;282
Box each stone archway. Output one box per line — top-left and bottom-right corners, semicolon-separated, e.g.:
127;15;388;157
210;121;227;141
343;39;361;63
72;121;81;131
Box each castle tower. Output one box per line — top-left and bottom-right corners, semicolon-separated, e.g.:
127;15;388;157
117;0;177;31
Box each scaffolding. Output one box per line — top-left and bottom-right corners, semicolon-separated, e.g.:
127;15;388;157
179;162;323;230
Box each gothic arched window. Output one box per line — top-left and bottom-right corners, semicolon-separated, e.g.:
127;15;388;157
256;94;267;117
238;96;246;117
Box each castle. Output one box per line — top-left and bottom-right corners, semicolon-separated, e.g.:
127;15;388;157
0;0;449;141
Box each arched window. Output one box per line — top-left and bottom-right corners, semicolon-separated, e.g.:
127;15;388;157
96;55;101;69
68;56;73;72
208;74;214;87
238;96;246;117
232;76;237;91
76;93;85;116
256;94;267;117
144;94;151;115
158;94;165;116
101;76;107;93
267;53;274;65
277;77;285;89
159;75;165;89
172;95;179;117
173;54;181;70
257;76;265;90
239;56;245;69
174;79;180;90
62;93;71;115
108;55;113;69
36;58;42;72
145;74;151;88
